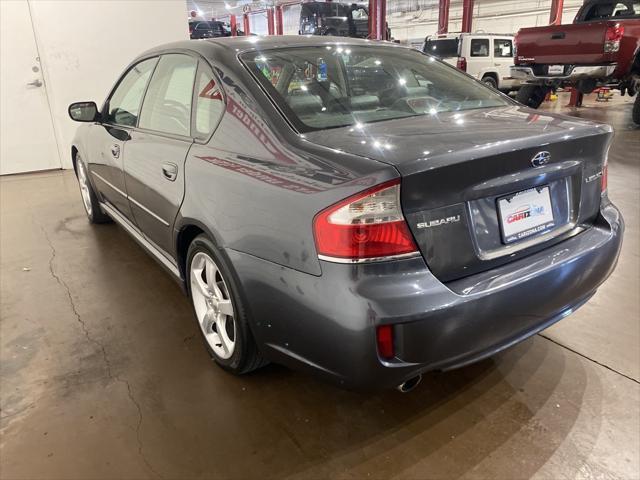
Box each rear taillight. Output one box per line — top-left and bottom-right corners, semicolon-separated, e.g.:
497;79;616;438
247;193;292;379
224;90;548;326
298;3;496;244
376;325;395;360
313;179;419;262
604;23;624;53
456;56;467;72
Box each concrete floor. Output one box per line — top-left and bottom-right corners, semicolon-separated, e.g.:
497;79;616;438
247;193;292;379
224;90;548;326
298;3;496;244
1;93;638;479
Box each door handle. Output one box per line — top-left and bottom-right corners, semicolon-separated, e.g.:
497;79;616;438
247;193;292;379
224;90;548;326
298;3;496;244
27;79;43;87
110;144;120;159
162;163;178;181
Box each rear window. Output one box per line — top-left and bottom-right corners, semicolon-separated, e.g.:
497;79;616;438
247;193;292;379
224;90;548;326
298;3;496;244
578;1;640;21
242;46;510;133
424;38;460;58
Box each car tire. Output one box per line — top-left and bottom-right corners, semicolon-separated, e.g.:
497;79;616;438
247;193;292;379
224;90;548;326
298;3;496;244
482;76;498;89
633;94;640;126
516;85;549;109
186;234;267;375
75;154;111;224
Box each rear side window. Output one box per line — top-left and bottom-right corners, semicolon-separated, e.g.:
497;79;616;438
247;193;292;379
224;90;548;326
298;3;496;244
106;58;157;127
494;39;513;58
580;1;640;20
192;64;225;140
139;54;197;136
470;39;490;57
424;38;460;58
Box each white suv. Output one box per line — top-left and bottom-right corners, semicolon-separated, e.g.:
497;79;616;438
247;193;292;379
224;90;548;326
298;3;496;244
423;33;522;92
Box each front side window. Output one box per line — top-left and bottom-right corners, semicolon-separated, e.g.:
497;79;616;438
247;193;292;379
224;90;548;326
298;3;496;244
242;46;510;132
494;39;513;58
470;39;490;57
106;58;158;127
193;65;225;139
139;54;197;136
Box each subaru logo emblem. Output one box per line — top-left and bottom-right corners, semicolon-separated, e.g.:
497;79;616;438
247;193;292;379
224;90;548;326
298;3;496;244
531;151;551;168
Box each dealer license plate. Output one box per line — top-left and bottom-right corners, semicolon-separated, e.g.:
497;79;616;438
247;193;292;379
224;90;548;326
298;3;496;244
497;186;555;244
548;65;564;75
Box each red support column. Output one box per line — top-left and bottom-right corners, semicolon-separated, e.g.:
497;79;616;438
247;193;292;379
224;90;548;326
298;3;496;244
230;14;237;36
438;0;450;34
378;0;387;40
367;0;386;40
243;13;250;35
267;8;275;35
549;0;564;25
276;5;284;35
461;0;474;33
368;0;378;39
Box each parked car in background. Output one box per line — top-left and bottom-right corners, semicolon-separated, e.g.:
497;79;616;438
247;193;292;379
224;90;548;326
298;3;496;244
423;33;522;92
67;37;622;391
189;20;232;39
511;0;640;124
299;1;370;38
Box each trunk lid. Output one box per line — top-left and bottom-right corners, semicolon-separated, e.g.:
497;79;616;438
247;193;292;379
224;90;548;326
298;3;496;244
515;22;614;65
304;106;612;282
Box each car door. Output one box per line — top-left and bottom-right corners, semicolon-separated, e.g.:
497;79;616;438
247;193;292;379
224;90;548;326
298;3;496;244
123;53;197;256
88;57;158;220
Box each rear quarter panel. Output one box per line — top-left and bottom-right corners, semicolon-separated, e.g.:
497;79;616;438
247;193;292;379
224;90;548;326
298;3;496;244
176;58;397;276
618;20;640;75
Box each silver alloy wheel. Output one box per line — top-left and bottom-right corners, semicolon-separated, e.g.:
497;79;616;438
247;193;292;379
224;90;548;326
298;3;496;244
76;160;92;216
190;252;236;359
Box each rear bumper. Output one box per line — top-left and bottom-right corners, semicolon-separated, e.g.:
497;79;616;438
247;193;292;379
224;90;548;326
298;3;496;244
229;202;623;390
511;64;617;82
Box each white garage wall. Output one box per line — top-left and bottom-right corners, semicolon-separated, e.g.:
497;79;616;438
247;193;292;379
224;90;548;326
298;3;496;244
249;11;269;35
283;4;303;35
27;0;188;169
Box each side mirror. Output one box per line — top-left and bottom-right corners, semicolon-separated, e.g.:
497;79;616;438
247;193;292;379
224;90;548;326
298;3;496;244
68;101;99;122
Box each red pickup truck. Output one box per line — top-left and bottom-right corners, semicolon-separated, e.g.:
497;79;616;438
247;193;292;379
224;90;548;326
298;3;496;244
511;0;640;124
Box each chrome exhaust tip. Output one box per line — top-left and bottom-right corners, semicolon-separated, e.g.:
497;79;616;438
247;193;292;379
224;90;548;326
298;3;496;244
396;374;422;393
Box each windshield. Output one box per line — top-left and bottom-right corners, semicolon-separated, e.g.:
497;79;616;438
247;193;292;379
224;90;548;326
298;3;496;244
424;38;460;58
241;46;510;132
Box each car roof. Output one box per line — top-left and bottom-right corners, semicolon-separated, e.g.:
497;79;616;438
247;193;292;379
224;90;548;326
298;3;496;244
140;35;404;59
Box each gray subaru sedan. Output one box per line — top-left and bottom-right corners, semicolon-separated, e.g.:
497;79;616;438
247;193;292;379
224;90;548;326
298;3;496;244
68;36;623;391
